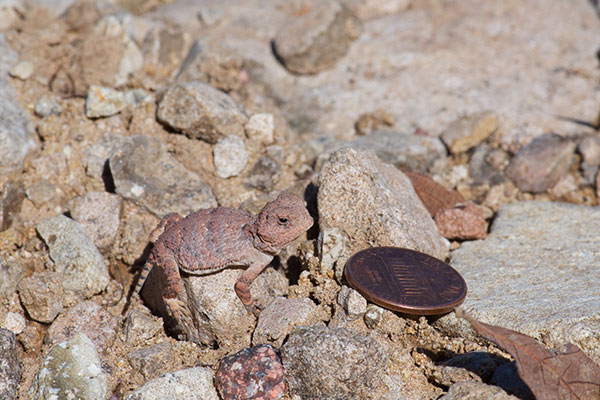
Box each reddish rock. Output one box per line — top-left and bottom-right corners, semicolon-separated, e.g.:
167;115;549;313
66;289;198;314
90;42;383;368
435;203;488;240
215;344;286;400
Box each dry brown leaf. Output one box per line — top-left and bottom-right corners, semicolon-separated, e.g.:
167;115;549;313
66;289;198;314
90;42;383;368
403;171;464;216
456;308;600;400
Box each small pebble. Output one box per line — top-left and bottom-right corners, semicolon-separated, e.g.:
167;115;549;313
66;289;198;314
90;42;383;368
245;113;275;145
36;215;110;299
337;285;367;319
213;135;249;178
9;60;34;80
215;344;286;400
85;85;127;118
505;133;575;193
1;312;26;335
17;271;64;323
156;81;247;144
34;95;62;117
441;110;499;154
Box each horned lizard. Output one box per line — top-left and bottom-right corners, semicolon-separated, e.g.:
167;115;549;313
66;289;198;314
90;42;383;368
134;193;313;319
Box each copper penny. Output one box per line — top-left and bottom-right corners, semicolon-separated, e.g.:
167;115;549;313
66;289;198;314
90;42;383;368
345;247;467;315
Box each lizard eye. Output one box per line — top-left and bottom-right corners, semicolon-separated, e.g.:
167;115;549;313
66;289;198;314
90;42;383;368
278;217;288;225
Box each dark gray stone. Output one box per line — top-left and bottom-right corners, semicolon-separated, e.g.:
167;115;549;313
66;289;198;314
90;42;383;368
281;325;388;399
109;135;216;216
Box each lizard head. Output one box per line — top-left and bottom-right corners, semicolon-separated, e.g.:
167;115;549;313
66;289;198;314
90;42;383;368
254;193;313;254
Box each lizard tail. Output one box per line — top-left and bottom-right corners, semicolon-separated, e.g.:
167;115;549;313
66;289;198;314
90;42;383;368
133;261;153;297
122;260;153;317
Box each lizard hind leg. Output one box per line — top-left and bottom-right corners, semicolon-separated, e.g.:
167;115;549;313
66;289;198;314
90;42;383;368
158;253;193;325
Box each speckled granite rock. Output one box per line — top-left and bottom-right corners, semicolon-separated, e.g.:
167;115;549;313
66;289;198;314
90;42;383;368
318;148;448;280
281;325;388;399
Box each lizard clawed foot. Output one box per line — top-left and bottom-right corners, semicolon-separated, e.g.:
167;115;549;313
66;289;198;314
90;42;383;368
164;297;194;327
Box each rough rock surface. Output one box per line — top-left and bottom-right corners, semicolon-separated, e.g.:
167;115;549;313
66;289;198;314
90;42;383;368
253;296;322;347
36;215;110;299
17;272;64;323
29;333;108;400
45;301;118;354
156;81;247;144
126;367;218;400
109;135;217;216
449;201;600;364
69;191;122;252
142;267;256;349
273;0;361;75
0;328;20;400
318;148;448;280
505;133;575;193
281;325;388;399
127;342;174;380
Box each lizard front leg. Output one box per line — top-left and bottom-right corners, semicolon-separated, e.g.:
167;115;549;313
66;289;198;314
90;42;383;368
234;259;271;315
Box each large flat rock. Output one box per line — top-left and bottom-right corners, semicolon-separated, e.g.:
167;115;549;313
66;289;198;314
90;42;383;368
450;201;600;363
